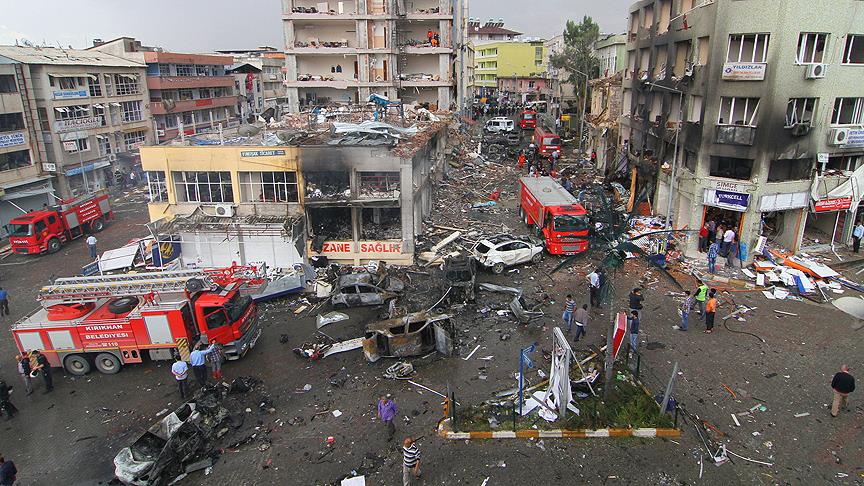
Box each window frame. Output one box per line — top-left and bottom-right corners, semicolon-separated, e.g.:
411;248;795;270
114;74;140;96
796;32;828;65
842;34;864;65
146;171;168;202
121;100;143;123
725;33;770;63
172;171;234;203
238;171;299;203
831;97;864;126
717;97;760;127
785;98;817;128
123;130;146;151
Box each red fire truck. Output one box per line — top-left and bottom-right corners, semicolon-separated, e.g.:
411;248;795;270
519;110;537;130
532;126;562;156
8;191;112;255
11;266;264;375
519;176;590;255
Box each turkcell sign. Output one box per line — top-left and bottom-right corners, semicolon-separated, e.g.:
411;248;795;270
715;190;750;210
0;131;25;148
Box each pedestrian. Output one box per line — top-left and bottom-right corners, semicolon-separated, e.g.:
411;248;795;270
171;354;189;399
830;365;855;417
206;340;226;381
573;304;589;342
674;290;693;331
0;287;9;316
518;152;526;171
15;354;31;396
426;30;434;44
562;294;576;331
706;218;716;247
853;222;864;253
698;224;709;252
0;455;17;486
402;437;421;486
704;288;718;333
724;228;736;267
628;287;644;316
694;283;709;315
590;149;597;165
128;171;137;187
628;310;640;354
587;268;601;308
707;241;719;274
0;380;16;420
189;342;217;387
377;394;398;441
86;234;98;259
31;350;52;393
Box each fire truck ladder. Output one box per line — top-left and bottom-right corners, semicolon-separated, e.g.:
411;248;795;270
38;270;216;304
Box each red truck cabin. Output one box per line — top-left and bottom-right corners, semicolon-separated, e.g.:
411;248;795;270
8;192;112;255
519;110;537;129
519;176;590;255
533;127;562;156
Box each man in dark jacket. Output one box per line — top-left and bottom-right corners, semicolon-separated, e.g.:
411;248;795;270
0;455;17;485
628;288;644;315
0;381;16;420
831;365;855;417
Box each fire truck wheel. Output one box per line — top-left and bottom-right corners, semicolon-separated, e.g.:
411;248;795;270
108;296;140;314
47;238;61;254
63;354;92;376
94;353;121;374
89;218;105;233
491;262;506;274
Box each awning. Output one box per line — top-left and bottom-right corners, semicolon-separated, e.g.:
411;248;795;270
110;102;122;107
827;164;864;199
118;74;139;80
49;73;97;80
64;159;111;176
93;103;105;108
54;107;69;113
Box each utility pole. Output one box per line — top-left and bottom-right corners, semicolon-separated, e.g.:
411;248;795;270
571;69;589;157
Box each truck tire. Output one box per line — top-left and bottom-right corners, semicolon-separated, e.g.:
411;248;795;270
94;353;121;374
64;354;91;376
89;218;105;233
47;238;61;254
108;296;139;314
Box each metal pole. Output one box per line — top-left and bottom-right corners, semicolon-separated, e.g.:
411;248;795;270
660;361;679;413
665;92;683;230
578;73;587;157
518;350;524;415
77;144;88;195
603;310;615;399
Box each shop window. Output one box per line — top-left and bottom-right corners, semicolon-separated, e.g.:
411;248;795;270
359;171;400;198
304;171;350;200
726;34;770;63
172;171;233;203
831;97;864;125
796;33;828;64
146;171;168;202
308;207;352;240
238;171;299;203
361;207;402;240
710;156;753;180
0;149;31;171
767;159;812;182
842;34;864;65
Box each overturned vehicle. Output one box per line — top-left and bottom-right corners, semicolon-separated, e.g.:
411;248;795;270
363;312;455;362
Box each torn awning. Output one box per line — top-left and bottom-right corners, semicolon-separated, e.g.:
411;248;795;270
49;73;97;79
826;164;864;199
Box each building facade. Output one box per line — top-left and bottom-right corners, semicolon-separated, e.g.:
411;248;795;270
0;46;153;199
595;33;628;78
281;0;463;112
474;41;548;97
497;76;550;104
620;0;864;258
220;48;288;120
587;73;623;174
467;19;522;45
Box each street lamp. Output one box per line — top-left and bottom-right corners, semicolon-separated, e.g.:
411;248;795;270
644;81;684;231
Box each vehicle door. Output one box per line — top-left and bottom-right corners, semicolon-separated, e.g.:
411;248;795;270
200;304;231;343
432;318;454;356
509;241;533;264
339;284;362;306
495;242;519;265
32;218;48;245
356;284;384;305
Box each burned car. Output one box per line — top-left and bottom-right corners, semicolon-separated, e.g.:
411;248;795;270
331;272;405;308
363;312;454;362
472;234;544;274
443;255;476;301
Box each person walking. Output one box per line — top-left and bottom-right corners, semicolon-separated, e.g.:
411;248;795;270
587;269;601;308
562;295;576;331
0;380;16;420
830;365;855;417
15;354;31;396
853;222;864;253
724;228;737;268
694;284;709;316
189;342;216;387
0;287;9;316
86;234;98;259
171;354;189;399
674;290;693;331
707;241;719;274
0;455;17;486
377;394;398;441
402;437;421;486
698;224;709;252
573;304;589;342
628;310;640;354
628;288;644;316
704;289;718;333
31;350;52;393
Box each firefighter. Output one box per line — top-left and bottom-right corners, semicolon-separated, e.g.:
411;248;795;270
30;350;52;393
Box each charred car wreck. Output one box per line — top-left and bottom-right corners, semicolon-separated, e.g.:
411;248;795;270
362;312;455;362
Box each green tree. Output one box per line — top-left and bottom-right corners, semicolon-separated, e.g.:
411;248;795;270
550;16;601;101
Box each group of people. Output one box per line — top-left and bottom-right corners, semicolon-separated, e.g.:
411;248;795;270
671;283;719;333
471;102;525;120
517;143;560;177
698;218;741;273
0;350;54;423
170;341;226;399
376;394;422;486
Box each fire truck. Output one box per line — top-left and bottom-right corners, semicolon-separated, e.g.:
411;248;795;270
8;191;112;255
11;267;264;376
519;176;591;255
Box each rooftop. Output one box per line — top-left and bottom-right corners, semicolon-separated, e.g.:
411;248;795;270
0;45;144;67
469;25;523;36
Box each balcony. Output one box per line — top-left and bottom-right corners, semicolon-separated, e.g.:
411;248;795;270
715;125;756;146
146;76;235;90
150;95;238;115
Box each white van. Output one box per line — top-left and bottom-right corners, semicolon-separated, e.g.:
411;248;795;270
485;117;515;133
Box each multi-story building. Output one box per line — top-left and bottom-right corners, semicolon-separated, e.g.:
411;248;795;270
467;18;522;45
281;0;464;112
595;33;628;77
219;47;288;120
0;45;153;199
497;76;550;104
0;58;56;230
587;73;623;173
91;38;239;143
474;40;547;98
620;0;864;257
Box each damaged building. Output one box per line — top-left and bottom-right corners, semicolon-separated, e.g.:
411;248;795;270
587;73;622;175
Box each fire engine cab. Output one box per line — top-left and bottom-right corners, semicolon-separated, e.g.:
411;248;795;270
519;176;591;255
11;267;263;376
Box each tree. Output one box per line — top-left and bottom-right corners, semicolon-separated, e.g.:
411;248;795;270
550;16;601;102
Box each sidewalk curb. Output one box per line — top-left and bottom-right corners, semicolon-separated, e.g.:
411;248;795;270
437;419;681;439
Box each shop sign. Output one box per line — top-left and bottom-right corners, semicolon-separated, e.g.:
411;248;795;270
704;188;750;212
318;241;403;254
0;131;25;148
52;89;88;99
721;63;766;81
714;180;747;192
847;128;864;148
240;150;286;157
42;163;57;172
54;116;102;132
814;197;852;212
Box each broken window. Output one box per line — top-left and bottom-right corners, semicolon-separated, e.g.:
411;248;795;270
710;156;753;180
238;171;299;203
796;33;828;64
726;33;769;63
0;75;16;93
842;34;864;64
827;155;862;172
673;40;692;77
683;150;697;173
768;159;812;182
146;171;168;202
785;98;816;127
361;207;401;240
0;113;25;132
718;97;760;126
653;46;667;78
697;36;710;65
657;0;672;35
688;95;703;123
172;171;234;203
831;97;864;125
642;5;654;28
304;171;350;200
359;172;400;199
0;149;31;172
679;0;694;13
308;207;353;240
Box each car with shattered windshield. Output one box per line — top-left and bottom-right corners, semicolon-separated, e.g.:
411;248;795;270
472;234;544;274
331;272;404;308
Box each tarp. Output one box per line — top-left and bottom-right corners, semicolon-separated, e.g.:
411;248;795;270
825;164;864;199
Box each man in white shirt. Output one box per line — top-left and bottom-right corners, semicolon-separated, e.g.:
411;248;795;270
853;222;864;253
86;234;98;259
723;228;736;268
587;269;601;308
171;355;189;398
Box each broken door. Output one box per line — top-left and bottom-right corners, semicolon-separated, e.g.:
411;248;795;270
433;321;453;356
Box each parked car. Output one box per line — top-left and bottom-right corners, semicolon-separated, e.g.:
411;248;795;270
472;234;544;274
484;117;515;133
331;272;405;308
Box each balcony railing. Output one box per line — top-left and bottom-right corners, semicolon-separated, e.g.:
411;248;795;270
715;125;756;146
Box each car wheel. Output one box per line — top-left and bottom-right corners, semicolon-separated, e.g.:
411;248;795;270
531;252;543;264
491;262;505;274
89;218;105;233
64;354;91;376
94;353;121;374
47;238;61;253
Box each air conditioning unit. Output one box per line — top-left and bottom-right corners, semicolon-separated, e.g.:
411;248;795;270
213;204;234;218
830;128;850;146
806;63;827;79
156;129;165;136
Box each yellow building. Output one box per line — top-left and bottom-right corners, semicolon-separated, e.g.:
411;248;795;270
474;41;548;96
